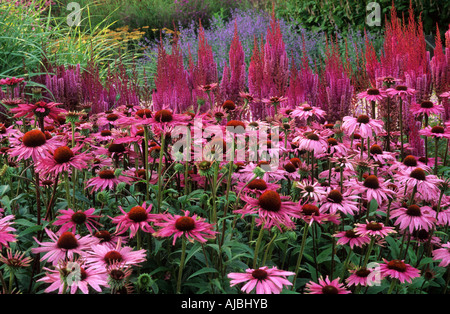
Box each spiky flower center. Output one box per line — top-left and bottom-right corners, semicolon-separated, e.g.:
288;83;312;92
99;170;116;179
370;144;383;155
366;222;383;231
403;155;417;167
94;230;112;243
135;109;152;118
53;146;74;164
175;216;196;232
344;229;358;238
406;204;422;217
247;179;268;191
327;138;338;146
355;267;371;277
71;211;87;225
304;185;315;193
222;100;236;111
198;161;212;171
302;204;319;216
357;115;370;124
363;175;380;189
258;190;282;212
367;88;380;95
306;133;320;141
128;206;148;222
104;250;123;265
57;232;79;250
410;168;426;181
106;113;119;121
387;260;407;272
154;109;173;123
395;85;408;91
420;101;434;109
321;285;339;294
431;126;445;134
284;163;297;173
108;143;126;154
22;129;47;147
251;269;268;281
101;130;112;137
302;106;313;111
328;189;343;204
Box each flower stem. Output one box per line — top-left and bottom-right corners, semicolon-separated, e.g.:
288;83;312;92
253;224;265;269
176;238;187;294
292;222;309;290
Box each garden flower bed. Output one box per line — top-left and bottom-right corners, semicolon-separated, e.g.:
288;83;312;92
1;0;450;298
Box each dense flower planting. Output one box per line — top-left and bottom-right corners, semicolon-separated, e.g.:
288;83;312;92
1;2;450;295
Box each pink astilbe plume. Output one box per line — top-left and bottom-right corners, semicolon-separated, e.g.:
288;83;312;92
248;35;266;119
189;21;218;112
152;30;192;113
219;22;246;104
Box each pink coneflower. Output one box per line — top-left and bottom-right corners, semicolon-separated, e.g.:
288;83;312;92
116;108;153;127
261;95;288;106
0;215;17;249
346;266;381;287
357;87;387;102
395;167;442;202
432;242;450;267
419;125;450;140
0;249;32;269
198;83;218;93
92;230;125;249
86;169;133;192
8;129;62;162
341;115;384;139
389;204;436;233
410;100;444;117
149;109;190;129
390;155;432;173
110;202;157;238
53;208;102;234
38;259;108;294
10;101;66;122
319;189;360;216
305;276;351;294
227;266;295;294
440;91;450;99
386;84;416;99
35;145;91;176
334;229;371;249
354;220;396;238
236;190;302;231
296;131;328;155
32;229;99;265
96;111;127;128
379;259;420;283
295;180;328;203
85;239;146;270
350;175;396;205
235;178;280;195
0;77;24;86
153;210;217;245
289;103;326;122
299;203;339;226
239;91;259;104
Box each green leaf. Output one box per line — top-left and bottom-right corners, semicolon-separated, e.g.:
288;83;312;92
187;267;218;280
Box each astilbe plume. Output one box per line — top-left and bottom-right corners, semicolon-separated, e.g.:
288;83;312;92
431;25;449;98
247;35;266;119
188;21;218;111
219;22;247;104
262;9;289;100
321;37;354;123
152;31;192;113
286;37;320;109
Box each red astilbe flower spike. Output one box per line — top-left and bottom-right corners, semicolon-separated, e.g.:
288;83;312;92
153;30;192;113
219;21;246;105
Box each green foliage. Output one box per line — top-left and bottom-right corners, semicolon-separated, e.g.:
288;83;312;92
275;0;450;37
